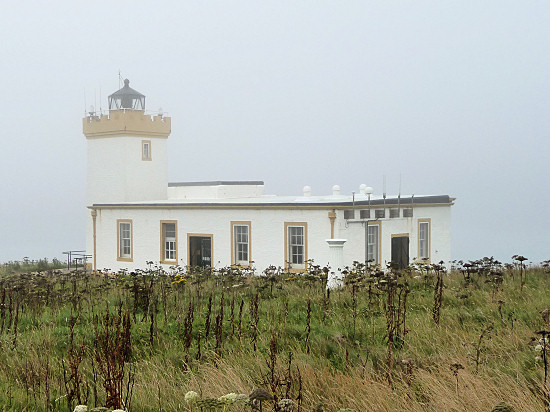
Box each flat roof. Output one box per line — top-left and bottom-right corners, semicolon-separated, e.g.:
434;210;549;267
168;180;264;187
90;194;454;208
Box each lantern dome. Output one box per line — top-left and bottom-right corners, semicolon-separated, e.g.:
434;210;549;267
108;79;145;110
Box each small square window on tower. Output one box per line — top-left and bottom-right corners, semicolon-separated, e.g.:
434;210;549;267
142;140;152;161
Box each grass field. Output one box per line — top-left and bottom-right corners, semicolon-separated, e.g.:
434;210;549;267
0;259;548;411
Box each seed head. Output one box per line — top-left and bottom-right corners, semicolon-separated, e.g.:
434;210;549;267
196;397;225;410
185;390;199;403
249;388;273;401
218;393;238;403
278;398;296;411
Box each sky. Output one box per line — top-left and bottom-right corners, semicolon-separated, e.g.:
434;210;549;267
0;1;549;265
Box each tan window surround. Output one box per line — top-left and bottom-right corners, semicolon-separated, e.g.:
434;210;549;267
186;233;214;268
117;219;133;262
231;221;251;267
160;220;178;264
142;140;152;161
284;222;308;273
417;218;431;263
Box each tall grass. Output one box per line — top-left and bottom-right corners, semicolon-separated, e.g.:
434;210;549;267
0;261;547;411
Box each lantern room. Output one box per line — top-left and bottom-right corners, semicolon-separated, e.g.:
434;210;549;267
108;78;146;110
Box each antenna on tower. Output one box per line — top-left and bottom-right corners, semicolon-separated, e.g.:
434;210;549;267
118;70;123;89
99;85;102;114
382;175;387;205
398;173;402;210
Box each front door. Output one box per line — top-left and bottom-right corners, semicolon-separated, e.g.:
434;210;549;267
189;236;212;268
391;236;409;269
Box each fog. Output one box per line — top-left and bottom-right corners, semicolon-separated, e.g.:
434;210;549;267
1;1;548;264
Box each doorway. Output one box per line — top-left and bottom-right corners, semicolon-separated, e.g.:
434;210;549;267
188;235;213;268
391;235;409;269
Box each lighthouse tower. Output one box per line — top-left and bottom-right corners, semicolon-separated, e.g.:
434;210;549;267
83;79;171;204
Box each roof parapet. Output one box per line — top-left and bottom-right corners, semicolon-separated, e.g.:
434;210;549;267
83;109;171;138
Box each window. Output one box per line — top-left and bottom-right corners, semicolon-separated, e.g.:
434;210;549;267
142;140;151;161
117;220;132;261
344;210;355;220
375;209;385;219
285;222;307;271
403;208;413;218
161;221;177;263
360;209;370;219
418;219;431;261
231;222;251;266
367;222;380;265
389;208;400;218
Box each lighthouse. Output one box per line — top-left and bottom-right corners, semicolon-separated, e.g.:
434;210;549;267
83;79;171;204
82;79;453;274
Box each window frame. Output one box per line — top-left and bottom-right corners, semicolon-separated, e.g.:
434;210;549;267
344;210;355;220
366;221;381;266
360;209;370;219
231;221;251;267
284;222;308;272
187;233;214;269
142;140;152;161
117;219;133;262
418;218;431;262
160;220;178;264
375;209;385;219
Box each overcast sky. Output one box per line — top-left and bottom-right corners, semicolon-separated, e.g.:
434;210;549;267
1;1;548;265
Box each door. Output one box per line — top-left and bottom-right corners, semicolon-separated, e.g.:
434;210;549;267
188;236;212;268
391;236;409;269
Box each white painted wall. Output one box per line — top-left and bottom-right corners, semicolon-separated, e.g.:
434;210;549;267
337;205;452;268
87;136;168;204
167;183;265;200
90;204;451;272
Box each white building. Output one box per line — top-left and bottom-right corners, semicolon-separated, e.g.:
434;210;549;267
84;80;454;273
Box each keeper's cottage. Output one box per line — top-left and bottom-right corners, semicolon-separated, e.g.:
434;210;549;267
84;80;454;273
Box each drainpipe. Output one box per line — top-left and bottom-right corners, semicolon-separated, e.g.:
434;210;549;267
328;209;336;238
